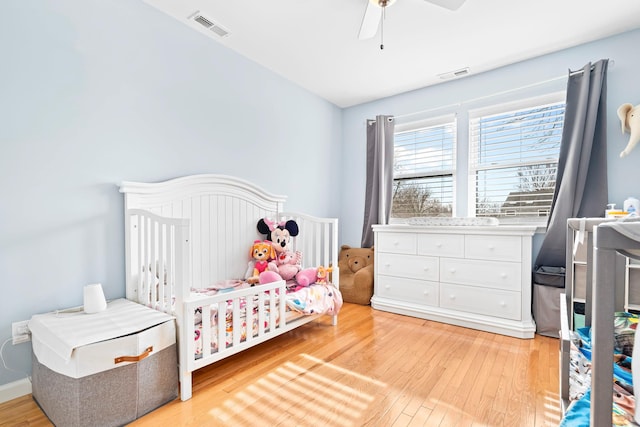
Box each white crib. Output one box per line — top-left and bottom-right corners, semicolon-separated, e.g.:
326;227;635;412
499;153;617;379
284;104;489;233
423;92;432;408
119;174;340;401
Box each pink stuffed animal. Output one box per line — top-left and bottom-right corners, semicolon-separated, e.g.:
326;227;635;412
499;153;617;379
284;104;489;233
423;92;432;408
294;267;318;287
267;250;302;281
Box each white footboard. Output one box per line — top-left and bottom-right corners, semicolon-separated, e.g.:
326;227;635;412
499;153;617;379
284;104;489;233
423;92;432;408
180;280;285;400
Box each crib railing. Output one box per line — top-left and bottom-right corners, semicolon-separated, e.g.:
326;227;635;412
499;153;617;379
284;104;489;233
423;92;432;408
125;209;191;313
183;280;287;372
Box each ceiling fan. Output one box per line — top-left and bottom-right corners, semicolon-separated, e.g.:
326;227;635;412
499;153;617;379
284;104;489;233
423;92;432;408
359;0;466;45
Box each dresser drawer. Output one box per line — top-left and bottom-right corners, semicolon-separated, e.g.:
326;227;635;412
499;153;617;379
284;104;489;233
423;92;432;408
377;232;416;254
378;253;438;281
440;258;521;291
417;234;464;258
377;275;439;306
440;283;522;320
465;235;521;262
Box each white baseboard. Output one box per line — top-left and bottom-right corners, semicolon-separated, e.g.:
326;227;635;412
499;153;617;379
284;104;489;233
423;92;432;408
0;378;32;404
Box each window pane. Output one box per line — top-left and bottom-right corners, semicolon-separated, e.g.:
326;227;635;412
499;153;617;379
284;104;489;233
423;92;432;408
392;176;453;218
391;119;455;218
470;100;564;219
475;164;557;217
394;127;454;177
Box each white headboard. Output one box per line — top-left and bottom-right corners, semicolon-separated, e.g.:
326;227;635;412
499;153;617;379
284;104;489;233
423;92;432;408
120;174;286;290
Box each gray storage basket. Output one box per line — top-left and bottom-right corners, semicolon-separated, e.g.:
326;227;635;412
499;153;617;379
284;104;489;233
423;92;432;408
532;266;566;337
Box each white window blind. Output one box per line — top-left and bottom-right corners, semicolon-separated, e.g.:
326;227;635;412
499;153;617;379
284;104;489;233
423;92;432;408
391;115;456;218
469;94;565;219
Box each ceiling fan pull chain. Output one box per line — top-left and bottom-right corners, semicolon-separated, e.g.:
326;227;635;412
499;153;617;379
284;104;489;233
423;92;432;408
380;6;385;50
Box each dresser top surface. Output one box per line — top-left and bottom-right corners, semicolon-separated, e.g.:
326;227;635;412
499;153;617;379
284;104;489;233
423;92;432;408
372;224;537;236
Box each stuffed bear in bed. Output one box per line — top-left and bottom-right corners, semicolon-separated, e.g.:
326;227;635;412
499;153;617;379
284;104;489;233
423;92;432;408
338;245;374;305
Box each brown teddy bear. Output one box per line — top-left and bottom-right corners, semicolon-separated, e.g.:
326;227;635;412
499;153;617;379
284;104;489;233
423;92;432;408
338;245;374;305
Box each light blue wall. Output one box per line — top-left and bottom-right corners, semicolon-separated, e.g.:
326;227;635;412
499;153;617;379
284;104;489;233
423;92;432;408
0;0;342;386
340;29;640;247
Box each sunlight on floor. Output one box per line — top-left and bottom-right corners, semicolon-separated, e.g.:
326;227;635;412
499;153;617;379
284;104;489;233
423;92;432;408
543;391;562;425
208;353;386;426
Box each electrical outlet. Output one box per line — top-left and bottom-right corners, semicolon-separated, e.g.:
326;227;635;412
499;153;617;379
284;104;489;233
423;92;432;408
12;320;31;345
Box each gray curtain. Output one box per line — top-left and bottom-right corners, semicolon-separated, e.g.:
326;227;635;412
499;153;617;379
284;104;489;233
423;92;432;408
535;59;609;268
361;115;395;248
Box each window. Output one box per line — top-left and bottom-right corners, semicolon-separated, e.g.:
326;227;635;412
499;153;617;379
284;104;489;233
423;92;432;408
388;91;565;223
469;94;565;220
391;115;456;219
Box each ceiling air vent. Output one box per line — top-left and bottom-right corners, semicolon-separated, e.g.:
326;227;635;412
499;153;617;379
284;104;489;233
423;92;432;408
438;67;470;80
194;15;214;28
189;11;230;38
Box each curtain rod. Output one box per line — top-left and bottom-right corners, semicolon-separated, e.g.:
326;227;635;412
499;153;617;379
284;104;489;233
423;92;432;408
393;59;614;122
569;59;614;76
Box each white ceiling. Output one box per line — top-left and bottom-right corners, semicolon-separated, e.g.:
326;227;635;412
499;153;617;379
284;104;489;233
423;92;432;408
143;0;640;108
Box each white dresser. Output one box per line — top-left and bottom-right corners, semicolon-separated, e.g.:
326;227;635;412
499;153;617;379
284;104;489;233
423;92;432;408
372;224;537;339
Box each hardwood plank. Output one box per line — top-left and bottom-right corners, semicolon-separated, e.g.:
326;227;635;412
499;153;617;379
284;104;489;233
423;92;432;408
0;304;561;426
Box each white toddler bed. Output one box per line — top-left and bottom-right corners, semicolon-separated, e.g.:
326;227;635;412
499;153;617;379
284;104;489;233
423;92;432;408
119;174;340;401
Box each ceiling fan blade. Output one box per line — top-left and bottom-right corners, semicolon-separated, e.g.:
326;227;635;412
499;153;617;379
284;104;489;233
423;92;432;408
424;0;466;11
358;1;382;40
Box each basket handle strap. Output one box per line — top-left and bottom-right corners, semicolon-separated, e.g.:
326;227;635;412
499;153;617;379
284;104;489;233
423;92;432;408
114;346;153;364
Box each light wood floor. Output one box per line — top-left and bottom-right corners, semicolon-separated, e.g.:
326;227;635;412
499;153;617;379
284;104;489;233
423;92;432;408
0;303;561;426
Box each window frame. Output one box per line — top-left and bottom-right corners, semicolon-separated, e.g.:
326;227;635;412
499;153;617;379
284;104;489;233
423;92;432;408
467;92;566;225
390;113;457;221
385;90;567;227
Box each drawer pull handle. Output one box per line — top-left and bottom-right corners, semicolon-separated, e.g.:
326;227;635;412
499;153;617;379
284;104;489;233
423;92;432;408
423;290;429;295
436;243;442;248
449;294;456;300
450;268;456;274
115;346;153;364
488;245;495;250
385;263;391;267
393;240;399;246
385;285;391;289
500;273;507;278
423;267;430;271
499;301;506;307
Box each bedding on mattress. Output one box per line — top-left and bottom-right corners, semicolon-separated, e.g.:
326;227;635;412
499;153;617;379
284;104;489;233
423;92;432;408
192;282;342;359
561;312;638;427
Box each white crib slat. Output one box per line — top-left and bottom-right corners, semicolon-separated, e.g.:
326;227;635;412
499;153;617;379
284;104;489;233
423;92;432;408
201;195;211;288
323;224;329;268
144;216;152;306
258;292;266;336
217;300;226;354
158;222;165;308
246;294;254;342
202;304;212;358
183;302;195;383
232;298;241;346
135;215;143;303
150;219;158;306
278;286;286;328
269;289;277;332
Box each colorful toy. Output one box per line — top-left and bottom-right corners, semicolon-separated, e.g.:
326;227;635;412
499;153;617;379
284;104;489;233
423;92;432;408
248;240;275;284
269;250;302;281
315;265;333;284
257;218;299;253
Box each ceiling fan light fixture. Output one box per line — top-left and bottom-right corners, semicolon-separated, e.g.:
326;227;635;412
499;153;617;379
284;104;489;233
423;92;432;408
369;0;397;7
